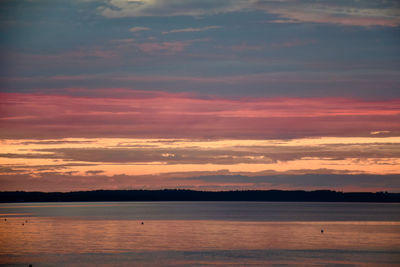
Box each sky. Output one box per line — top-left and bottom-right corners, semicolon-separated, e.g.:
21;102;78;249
0;0;399;192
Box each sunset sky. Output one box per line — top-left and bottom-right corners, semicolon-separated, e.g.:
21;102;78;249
1;0;399;192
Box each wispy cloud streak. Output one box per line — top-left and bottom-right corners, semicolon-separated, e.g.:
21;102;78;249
162;26;221;34
129;26;151;32
98;0;400;27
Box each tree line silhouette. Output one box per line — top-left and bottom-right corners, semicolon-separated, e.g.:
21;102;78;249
1;189;399;203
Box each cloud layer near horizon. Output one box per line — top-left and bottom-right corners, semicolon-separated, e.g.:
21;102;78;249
1;172;399;192
1;136;399;192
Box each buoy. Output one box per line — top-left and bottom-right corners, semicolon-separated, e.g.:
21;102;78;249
321;229;324;233
141;222;144;225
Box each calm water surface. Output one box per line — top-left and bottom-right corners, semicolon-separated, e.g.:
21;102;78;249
0;202;399;266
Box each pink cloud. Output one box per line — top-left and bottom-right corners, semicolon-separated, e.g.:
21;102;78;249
1;91;400;139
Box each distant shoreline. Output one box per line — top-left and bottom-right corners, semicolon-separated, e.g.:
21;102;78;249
1;189;399;203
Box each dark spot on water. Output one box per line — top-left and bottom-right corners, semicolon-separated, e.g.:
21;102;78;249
141;222;144;225
321;229;324;233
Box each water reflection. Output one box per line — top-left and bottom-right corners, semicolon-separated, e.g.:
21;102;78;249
1;217;400;255
1;202;399;266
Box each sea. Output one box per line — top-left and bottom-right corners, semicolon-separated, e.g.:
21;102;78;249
0;202;399;266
